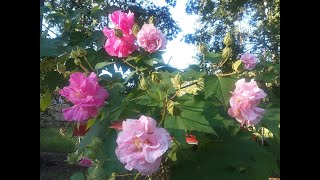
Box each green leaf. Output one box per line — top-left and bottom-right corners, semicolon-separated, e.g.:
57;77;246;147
205;52;222;64
164;96;216;135
40;90;52;111
70;172;85;180
171;136;276;180
95;62;114;70
259;107;280;139
204;75;237;108
40;37;60;57
182;65;206;80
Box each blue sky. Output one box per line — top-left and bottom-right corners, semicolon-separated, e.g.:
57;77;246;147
152;0;199;69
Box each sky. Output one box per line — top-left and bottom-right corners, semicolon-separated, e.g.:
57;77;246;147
151;0;199;69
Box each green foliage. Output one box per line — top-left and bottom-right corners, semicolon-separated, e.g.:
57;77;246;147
70;172;86;180
204;75;237;108
171;133;276;180
40;90;52;111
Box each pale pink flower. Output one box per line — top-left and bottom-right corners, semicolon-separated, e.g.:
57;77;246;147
115;115;171;175
110;10;135;34
59;72;109;122
240;53;259;70
137;23;167;53
103;27;138;58
78;157;92;167
228;79;267;126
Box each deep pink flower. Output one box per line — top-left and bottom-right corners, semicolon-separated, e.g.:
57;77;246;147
110;10;135;34
115;115;171;175
78;157;92;167
240;53;259;70
137;23;167;53
103;27;138;58
228;79;267;126
103;10;138;57
59;72;109;122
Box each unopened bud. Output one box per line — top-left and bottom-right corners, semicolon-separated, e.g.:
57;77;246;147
149;16;156;25
78;48;87;57
70;50;79;58
74;58;81;65
132;23;141;36
197;43;208;54
222;47;233;59
223;32;233;46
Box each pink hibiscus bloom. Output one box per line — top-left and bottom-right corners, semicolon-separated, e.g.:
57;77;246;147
110;10;135;34
228;79;267;126
103;10;138;57
78;157;92;167
103;27;137;58
137;23;167;53
240;53;259;70
59;72;109;122
115;115;171;175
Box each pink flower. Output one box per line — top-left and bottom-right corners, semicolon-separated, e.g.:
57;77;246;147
137;23;167;53
103;10;138;57
110;10;135;34
240;53;259;70
59;72;109;122
228;79;267;126
103;27;138;58
115;115;171;175
78;157;92;167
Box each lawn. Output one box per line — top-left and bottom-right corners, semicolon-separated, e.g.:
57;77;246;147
40;127;79;153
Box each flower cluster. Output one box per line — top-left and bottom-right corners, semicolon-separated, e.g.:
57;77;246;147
228;78;267;126
115;115;171;175
240;53;259;70
103;11;167;57
59;72;109;122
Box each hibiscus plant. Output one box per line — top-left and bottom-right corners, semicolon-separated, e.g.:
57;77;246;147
41;10;280;180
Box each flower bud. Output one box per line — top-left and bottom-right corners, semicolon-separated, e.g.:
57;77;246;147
78;48;87;57
74;58;81;65
132;23;140;36
197;43;208;54
222;47;233;59
70;50;79;58
223;32;233;46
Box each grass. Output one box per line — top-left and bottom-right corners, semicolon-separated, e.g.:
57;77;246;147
40;127;79;153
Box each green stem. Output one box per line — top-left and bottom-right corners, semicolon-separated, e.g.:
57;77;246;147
123;59;139;71
216;71;237;77
84;57;95;72
157;101;167;127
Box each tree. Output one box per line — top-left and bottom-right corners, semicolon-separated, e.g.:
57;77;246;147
185;0;280;96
